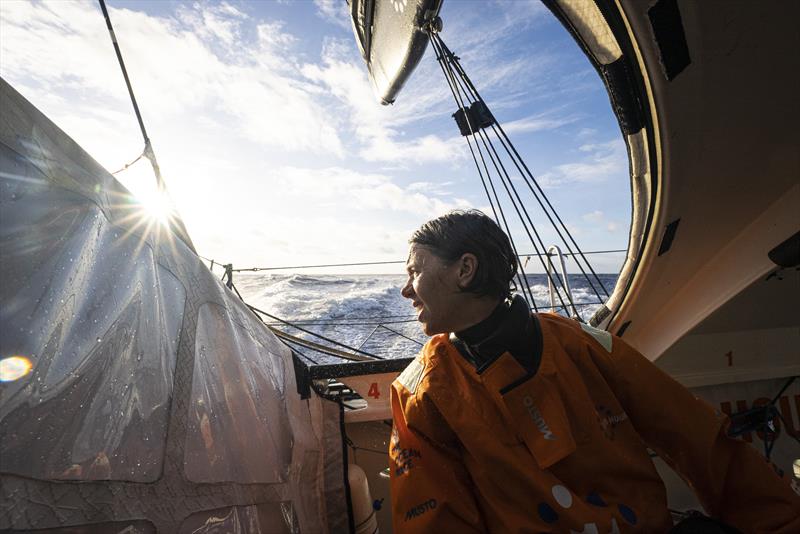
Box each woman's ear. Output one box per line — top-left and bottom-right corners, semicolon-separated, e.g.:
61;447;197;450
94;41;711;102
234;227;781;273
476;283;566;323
457;253;478;288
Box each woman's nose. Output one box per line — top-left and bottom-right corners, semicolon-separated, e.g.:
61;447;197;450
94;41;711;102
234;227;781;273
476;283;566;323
401;278;413;299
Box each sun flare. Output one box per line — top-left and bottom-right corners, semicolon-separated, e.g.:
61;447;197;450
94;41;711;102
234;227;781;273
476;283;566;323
139;188;175;224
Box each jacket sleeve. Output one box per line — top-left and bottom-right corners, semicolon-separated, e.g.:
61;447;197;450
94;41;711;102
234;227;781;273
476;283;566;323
593;333;800;533
389;378;486;533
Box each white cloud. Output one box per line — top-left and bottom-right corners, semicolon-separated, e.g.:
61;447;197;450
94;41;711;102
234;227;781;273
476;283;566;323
503;112;578;135
301;37;464;165
314;0;352;31
0;1;628;273
0;1;344;158
583;210;605;223
538;139;627;187
266;166;471;218
582;210;623;234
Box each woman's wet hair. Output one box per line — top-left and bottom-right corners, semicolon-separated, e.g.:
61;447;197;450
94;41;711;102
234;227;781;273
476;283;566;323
410;209;518;299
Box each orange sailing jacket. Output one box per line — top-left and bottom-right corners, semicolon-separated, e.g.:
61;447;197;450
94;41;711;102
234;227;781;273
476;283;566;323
389;313;800;533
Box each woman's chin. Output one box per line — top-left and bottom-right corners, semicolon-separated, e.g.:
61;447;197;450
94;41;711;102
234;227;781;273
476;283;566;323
421;321;446;336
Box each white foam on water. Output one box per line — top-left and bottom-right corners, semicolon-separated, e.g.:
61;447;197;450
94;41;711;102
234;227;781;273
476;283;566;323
236;273;618;363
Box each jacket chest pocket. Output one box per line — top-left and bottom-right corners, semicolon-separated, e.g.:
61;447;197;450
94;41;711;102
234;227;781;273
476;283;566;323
479;353;578;469
499;376;577;468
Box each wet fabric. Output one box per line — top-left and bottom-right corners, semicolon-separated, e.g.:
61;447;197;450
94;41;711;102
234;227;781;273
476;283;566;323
0;77;345;532
390;312;800;533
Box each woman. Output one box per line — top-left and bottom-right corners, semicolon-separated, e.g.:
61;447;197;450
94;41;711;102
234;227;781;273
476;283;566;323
389;209;799;533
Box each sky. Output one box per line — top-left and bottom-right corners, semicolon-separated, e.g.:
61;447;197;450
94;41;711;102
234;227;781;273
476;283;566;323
0;0;630;275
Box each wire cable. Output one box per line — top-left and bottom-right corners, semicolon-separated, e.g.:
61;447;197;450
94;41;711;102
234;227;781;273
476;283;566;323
437;34;578;314
437;34;610;299
222;250;624;273
429;29;611;313
430;33;537;309
248;304;383;360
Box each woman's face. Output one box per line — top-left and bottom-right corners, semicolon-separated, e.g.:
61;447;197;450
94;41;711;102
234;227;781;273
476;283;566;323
401;244;463;336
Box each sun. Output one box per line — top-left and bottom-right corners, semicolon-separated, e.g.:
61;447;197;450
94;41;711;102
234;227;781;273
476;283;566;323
139;187;175;225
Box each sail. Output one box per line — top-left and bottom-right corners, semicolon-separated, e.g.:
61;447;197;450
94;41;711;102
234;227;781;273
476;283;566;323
349;0;443;104
0;77;348;533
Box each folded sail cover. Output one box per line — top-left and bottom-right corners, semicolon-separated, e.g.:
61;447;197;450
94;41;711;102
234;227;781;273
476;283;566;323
349;0;443;104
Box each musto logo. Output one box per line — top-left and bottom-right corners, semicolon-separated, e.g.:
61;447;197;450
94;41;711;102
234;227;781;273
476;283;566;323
405;499;437;521
523;396;555;441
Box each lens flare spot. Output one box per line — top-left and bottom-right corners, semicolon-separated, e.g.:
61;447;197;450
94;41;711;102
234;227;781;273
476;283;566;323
0;356;33;382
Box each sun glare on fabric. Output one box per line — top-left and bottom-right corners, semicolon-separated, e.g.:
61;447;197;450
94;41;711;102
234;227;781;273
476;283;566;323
0;356;33;382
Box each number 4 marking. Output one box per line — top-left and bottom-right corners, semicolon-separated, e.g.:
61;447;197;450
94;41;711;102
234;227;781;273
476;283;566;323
367;382;380;399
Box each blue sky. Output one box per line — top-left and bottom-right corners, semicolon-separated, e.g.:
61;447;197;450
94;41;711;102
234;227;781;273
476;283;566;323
0;0;629;274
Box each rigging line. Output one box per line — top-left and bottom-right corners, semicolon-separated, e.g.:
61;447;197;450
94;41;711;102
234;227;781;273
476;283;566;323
550;302;608;314
434;38;540;309
273;330;370;362
435;35;609;298
233;260;404;272
428;35;501;224
771;376;797;404
428;33;540;305
221;249;625;273
431;35;537;309
263;318;419;327
111;150;145;175
98;0;164;191
519;249;625;257
232;279;379;360
429;31;528;304
437;34;608;301
378;324;426;347
287;343;319;365
229;280;248;304
476;129;575;315
429;34;533;306
429;35;522;301
436;34;598;307
279;335;366;363
440;39;610;298
472;123;579;315
248;303;383;360
197;253;218;271
266;313;416;322
472;124;573;315
491;122;608;302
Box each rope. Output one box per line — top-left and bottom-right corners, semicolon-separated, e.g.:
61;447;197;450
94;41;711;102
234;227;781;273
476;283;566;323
430;33;538;310
205;250;624;274
111;150;145;175
263;318;418;327
428;29;611;314
437;33;610;300
269;327;377;362
98;0;165;191
220;274;384;361
433;34;572;314
376;324;426;347
247;304;383;360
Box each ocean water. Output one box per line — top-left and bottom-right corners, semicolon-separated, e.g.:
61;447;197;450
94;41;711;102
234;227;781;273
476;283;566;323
235;273;619;365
